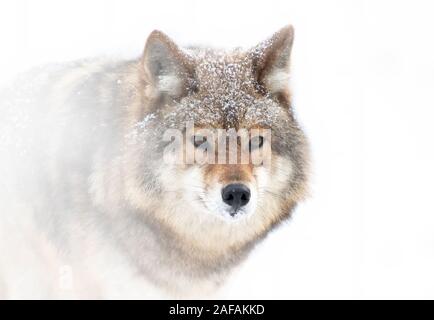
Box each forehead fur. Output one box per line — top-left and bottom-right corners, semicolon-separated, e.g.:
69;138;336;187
162;48;289;129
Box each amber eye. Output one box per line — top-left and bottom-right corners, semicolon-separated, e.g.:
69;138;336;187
192;135;208;149
249;135;264;151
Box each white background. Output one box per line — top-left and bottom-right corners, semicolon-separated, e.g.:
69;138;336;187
1;0;434;299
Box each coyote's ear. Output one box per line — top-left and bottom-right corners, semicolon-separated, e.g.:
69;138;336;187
142;30;195;97
250;25;294;97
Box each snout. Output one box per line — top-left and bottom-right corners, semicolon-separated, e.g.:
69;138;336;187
221;184;251;215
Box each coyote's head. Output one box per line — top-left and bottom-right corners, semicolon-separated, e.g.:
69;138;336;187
124;26;309;255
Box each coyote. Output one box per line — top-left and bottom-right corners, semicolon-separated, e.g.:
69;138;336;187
0;25;309;298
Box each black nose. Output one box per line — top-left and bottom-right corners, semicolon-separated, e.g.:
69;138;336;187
221;184;251;213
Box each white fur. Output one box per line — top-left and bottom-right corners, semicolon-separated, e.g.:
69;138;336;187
264;69;290;93
157;75;183;95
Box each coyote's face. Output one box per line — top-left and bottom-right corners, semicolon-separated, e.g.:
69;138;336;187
125;26;309;254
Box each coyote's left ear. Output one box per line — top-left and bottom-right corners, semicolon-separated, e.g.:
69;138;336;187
142;30;195;98
250;25;294;97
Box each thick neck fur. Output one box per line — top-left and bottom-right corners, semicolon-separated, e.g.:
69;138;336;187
103;203;254;296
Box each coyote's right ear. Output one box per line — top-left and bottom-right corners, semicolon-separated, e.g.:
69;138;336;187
142;30;195;98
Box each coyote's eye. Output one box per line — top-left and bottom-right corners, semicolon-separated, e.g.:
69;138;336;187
192;135;208;149
249;135;264;151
